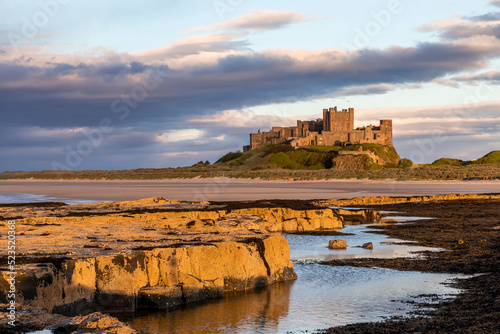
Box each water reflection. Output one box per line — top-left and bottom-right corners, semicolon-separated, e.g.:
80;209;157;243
120;282;293;334
288;225;444;261
122;229;464;334
122;263;464;334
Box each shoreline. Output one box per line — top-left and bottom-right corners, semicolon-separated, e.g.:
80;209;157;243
1;177;499;184
0;179;499;202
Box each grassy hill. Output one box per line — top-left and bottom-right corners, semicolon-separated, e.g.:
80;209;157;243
472;150;500;164
217;143;401;171
431;151;500;166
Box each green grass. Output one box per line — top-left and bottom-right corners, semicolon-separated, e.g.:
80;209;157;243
432;158;464;166
431;151;500;166
309;145;341;151
216;151;243;163
341;144;401;164
398;158;414;168
472;151;500;164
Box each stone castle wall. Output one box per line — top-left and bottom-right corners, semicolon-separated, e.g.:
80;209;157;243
244;107;393;151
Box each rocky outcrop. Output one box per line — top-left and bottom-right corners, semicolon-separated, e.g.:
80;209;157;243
229;207;343;232
0;235;295;315
317;193;500;207
0;198;303;319
328;239;347;249
362;242;373;250
0;307;137;334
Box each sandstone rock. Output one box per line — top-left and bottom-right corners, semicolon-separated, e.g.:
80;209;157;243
317;194;500;207
0;308;138;334
0;237;296;314
328;239;348;249
362;242;373;250
47;312;137;333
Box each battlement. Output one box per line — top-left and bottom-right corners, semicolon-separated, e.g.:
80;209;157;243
243;107;393;151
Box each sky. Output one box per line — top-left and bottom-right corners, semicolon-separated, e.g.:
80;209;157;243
1;0;499;171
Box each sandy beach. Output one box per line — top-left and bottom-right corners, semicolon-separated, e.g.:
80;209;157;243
0;178;498;202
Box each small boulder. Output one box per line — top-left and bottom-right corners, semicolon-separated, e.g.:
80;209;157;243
328;239;348;249
362;242;373;250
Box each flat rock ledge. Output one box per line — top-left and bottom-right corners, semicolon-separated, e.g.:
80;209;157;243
0;196;348;328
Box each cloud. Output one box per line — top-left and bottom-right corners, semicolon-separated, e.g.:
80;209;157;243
420;8;500;40
467;11;500;22
156;129;205;143
214;135;225;141
185;10;320;33
1;8;500;171
451;70;500;84
188;109;296;128
160;151;199;158
1;32;499;170
133;33;250;62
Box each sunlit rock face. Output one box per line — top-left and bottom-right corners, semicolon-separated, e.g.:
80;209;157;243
0;197;325;314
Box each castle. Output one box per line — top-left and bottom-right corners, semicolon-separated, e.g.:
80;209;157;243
243;107;393;151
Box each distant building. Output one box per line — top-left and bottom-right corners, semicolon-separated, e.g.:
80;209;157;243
243;107;393;151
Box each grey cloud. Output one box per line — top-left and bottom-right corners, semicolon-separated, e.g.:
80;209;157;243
467;11;500;22
0;37;498;140
1;40;499;108
48;61;153;78
422;6;500;39
441;24;500;40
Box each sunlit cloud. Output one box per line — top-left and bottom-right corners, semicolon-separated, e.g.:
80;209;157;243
185;10;321;33
156;129;205;143
160;151;200;158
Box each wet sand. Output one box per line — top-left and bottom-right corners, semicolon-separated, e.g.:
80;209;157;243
0;179;498;202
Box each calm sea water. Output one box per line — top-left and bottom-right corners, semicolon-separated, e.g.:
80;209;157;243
0;193;99;204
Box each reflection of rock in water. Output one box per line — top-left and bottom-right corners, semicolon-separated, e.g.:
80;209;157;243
333;208;381;225
127;281;293;334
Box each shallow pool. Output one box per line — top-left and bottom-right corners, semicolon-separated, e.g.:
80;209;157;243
120;223;465;333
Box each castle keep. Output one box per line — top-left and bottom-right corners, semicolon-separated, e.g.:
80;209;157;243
244;107;393;151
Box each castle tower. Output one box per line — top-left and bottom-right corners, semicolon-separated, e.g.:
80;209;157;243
323;108;330;131
323;107;354;132
379;120;393;147
347;108;354;130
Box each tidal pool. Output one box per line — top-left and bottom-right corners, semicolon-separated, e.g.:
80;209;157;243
120;223;466;333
